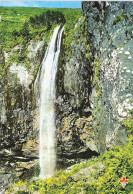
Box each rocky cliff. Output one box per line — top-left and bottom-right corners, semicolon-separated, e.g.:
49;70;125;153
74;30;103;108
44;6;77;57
0;41;45;188
56;1;133;159
56;17;98;165
82;1;133;152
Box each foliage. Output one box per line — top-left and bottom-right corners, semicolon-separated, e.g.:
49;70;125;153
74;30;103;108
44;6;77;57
113;11;124;25
97;139;133;193
63;15;85;60
99;26;104;33
0;7;81;51
123;110;133;135
20;22;30;39
29;10;65;29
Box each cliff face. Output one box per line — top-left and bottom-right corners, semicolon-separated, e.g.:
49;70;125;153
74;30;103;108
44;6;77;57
0;41;45;186
82;1;133;152
56;1;133;158
56;17;98;165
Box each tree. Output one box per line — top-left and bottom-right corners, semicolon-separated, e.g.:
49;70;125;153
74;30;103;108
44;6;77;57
29;16;35;27
29;10;66;29
20;22;30;39
12;29;19;38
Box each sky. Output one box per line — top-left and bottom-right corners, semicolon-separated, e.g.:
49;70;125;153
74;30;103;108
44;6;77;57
0;1;81;8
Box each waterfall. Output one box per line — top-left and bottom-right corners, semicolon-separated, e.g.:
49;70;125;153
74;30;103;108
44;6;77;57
36;26;64;179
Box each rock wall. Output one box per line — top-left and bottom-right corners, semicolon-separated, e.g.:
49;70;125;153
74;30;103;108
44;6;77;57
56;17;98;165
56;1;133;158
0;40;45;189
82;1;133;152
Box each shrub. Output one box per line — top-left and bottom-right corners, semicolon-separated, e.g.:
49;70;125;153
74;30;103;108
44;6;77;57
113;12;124;25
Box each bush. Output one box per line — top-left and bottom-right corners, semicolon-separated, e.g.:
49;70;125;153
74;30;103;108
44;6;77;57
20;22;30;39
113;12;124;25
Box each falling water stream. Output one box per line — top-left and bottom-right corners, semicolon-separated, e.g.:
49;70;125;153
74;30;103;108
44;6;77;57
37;26;64;178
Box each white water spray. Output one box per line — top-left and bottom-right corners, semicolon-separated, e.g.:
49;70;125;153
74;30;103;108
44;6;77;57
36;26;64;178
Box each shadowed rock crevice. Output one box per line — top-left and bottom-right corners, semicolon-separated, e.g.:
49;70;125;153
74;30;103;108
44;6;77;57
60;149;99;159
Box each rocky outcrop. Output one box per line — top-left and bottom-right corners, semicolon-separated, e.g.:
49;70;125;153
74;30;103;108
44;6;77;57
72;162;104;183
